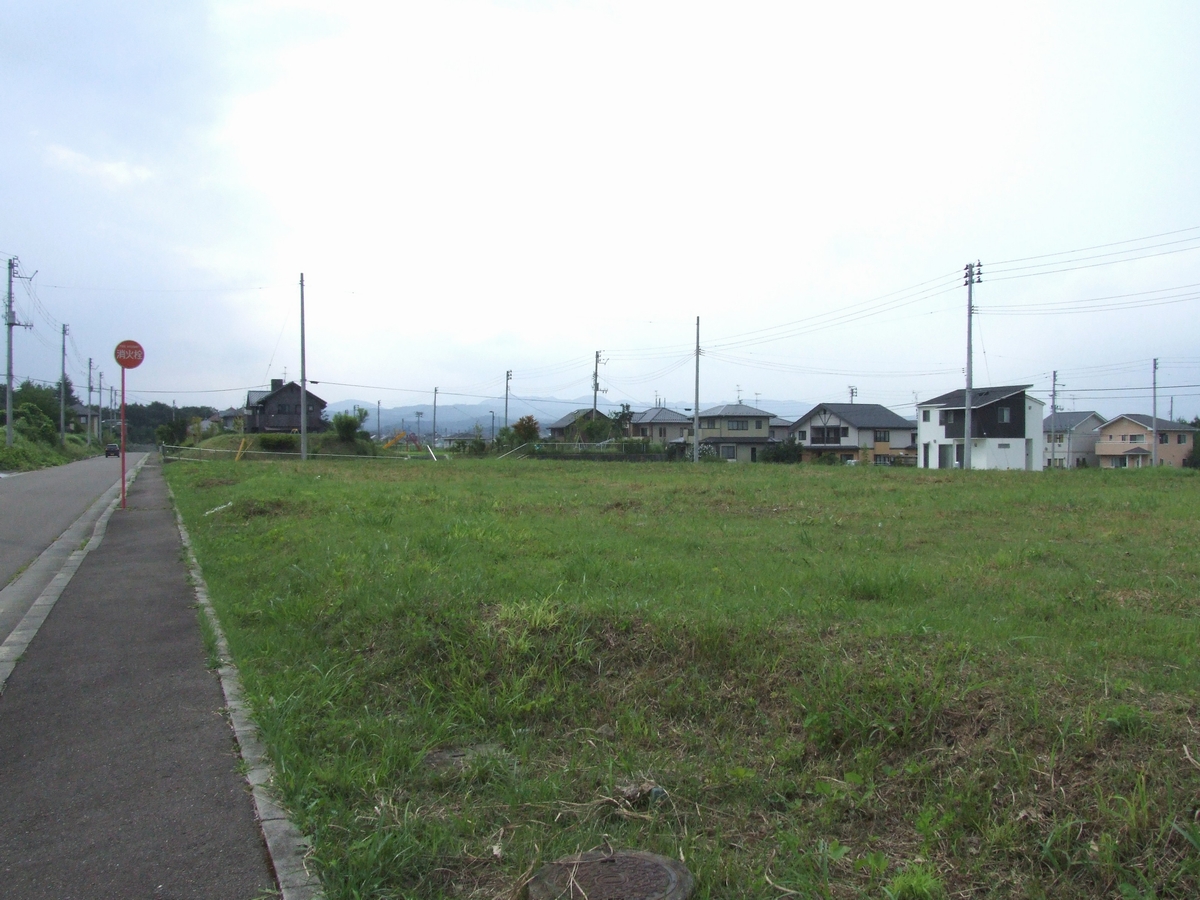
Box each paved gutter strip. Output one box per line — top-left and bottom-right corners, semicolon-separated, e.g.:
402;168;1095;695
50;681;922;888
169;486;326;900
0;455;147;692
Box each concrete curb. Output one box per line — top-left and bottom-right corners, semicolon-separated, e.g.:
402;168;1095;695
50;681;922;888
167;483;325;900
0;455;148;693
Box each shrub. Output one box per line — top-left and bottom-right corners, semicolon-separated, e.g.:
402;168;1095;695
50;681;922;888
260;433;299;452
332;409;368;442
513;415;540;443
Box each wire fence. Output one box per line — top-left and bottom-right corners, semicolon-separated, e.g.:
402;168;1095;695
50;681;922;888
159;444;423;463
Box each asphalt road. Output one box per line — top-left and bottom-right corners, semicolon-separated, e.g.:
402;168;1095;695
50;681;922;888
0;458;276;899
0;454;139;589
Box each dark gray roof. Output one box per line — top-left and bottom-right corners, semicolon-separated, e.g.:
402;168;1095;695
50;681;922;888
918;385;1033;409
631;407;692;425
548;408;609;430
250;381;326;408
699;403;775;418
793;402;914;431
1043;411;1104;433
1103;414;1197;432
768;416;793;427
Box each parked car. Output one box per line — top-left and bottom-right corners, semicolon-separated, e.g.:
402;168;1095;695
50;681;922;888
104;443;120;458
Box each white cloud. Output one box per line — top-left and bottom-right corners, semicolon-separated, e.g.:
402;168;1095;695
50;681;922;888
45;144;154;188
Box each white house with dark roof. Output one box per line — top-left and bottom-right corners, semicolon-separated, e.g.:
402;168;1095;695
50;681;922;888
1043;411;1105;469
629;406;693;443
789;403;918;464
696;403;775;462
917;384;1044;470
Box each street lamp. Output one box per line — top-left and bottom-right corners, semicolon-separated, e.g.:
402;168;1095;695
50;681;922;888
489;410;495;442
415;410;423;438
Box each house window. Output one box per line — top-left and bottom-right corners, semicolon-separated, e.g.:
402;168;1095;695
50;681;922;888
997;406;1011;423
721;444;736;459
1130;434;1145;443
874;430;890;443
728;419;749;431
922;409;930;422
277;403;289;414
1159;433;1169;444
998;442;1011;449
658;427;666;438
700;418;715;429
939;410;956;425
639;426;648;436
755;419;763;429
841;426;849;437
811;426;841;445
1179;434;1188;444
796;429;807;441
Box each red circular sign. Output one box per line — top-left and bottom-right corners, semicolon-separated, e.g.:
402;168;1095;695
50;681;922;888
114;340;145;369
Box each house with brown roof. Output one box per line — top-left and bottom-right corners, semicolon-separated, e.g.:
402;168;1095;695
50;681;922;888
789;403;917;465
695;403;775;462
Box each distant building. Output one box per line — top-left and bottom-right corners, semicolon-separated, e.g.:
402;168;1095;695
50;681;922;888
1095;414;1196;468
243;379;327;433
916;385;1044;470
629;406;693;442
790;403;917;465
1042;411;1105;469
547;408;610;441
696;404;775;462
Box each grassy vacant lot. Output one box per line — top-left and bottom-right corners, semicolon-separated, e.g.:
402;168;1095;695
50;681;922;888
166;459;1200;900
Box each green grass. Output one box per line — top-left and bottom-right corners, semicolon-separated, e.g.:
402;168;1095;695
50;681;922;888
0;433;99;471
165;459;1200;899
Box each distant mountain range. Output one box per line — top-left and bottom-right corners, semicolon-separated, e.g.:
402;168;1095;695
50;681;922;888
324;396;819;438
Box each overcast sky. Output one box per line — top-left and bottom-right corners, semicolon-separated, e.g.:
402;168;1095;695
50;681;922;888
4;1;1200;420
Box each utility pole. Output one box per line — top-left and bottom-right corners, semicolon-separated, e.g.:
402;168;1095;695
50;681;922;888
489;410;495;442
963;260;981;470
376;400;381;441
299;274;308;461
693;316;700;464
415;410;423;438
504;370;512;428
592;351;606;418
432;387;438;445
1152;357;1159;467
848;385;858;404
59;324;69;445
1050;370;1058;469
97;371;104;441
87;358;94;446
6;258;30;448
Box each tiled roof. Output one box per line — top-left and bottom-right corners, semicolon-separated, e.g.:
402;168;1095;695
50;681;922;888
1043;411;1103;432
631;407;692;424
699;403;775;418
793;403;914;430
918;385;1033;409
1103;414;1197;432
548;408;608;430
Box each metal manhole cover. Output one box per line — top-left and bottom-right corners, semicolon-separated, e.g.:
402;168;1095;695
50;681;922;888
527;850;694;900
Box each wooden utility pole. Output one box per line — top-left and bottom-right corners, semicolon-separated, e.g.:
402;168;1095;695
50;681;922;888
504;369;511;427
693;317;700;464
60;324;68;445
1152;358;1159;467
299;274;308;460
1050;370;1057;468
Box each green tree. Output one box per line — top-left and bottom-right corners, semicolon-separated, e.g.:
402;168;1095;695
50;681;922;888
332;408;369;442
608;403;633;438
581;414;611;442
14;402;58;444
513;415;540;443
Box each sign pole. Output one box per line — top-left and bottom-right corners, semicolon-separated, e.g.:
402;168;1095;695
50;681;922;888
113;339;145;510
121;366;127;508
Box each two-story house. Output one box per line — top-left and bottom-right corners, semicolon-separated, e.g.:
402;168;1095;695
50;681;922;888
768;417;793;442
547;408;610;441
629;406;693;443
1095;414;1196;468
916;384;1044;470
789;403;917;464
696;404;775;462
244;379;327;433
1043;411;1106;469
